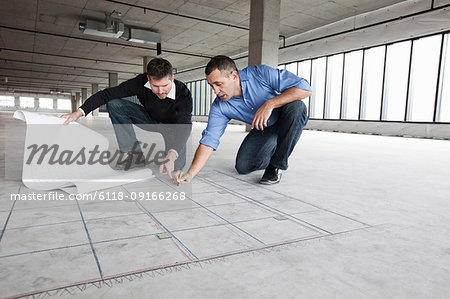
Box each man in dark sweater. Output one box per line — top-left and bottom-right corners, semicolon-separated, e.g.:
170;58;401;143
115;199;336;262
61;58;192;175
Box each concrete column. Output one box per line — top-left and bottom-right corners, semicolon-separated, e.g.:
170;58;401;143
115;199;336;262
34;97;39;110
14;95;20;109
92;83;99;94
248;0;280;68
246;0;281;131
143;56;152;73
106;73;119;114
91;83;99;116
71;95;76;112
109;72;118;87
81;88;87;104
81;88;88;116
75;92;81;108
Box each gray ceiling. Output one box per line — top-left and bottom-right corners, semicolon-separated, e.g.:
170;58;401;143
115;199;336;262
0;0;406;95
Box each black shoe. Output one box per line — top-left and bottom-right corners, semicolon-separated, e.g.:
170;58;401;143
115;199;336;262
259;164;282;185
114;151;146;170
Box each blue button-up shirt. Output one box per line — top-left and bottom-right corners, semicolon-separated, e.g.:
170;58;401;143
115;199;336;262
200;65;312;150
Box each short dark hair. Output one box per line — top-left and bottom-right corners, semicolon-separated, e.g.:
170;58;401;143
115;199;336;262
147;58;173;79
205;55;238;76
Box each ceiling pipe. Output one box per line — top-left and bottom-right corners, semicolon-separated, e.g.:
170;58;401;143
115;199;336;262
0;58;140;74
105;0;249;31
0;25;212;59
3;76;108;87
0;66;131;80
104;0;286;40
0;48;142;67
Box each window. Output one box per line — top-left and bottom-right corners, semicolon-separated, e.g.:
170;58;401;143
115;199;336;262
310;57;326;118
298;60;312;115
407;35;442;122
187;82;195;114
20;96;34;108
382;41;412;121
437;33;450;122
206;84;214;115
325;54;344;119
39;98;54;109
285;62;298;75
361;46;385;121
342;50;363;120
57;99;71;111
0;95;14;107
200;80;206;115
185;33;448;125
190;82;195;114
195;81;201;115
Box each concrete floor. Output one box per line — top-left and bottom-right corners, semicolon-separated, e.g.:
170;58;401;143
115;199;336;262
1;111;450;298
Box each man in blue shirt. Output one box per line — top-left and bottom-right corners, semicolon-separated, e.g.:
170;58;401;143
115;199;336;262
175;55;311;185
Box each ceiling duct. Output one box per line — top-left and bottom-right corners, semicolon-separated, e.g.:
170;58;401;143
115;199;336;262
50;88;71;95
80;19;124;39
121;27;161;45
79;12;161;54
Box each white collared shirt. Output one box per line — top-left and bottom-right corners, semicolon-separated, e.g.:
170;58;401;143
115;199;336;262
144;80;176;100
144;79;179;159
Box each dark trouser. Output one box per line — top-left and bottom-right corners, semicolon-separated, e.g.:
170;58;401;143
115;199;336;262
235;100;308;174
106;99;187;170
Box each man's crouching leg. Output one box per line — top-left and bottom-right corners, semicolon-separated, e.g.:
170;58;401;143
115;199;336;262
107;99;150;170
235;126;278;175
260;100;308;184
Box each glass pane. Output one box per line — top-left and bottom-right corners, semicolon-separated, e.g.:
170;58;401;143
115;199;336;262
342;50;363;120
57;99;71;111
192;82;197;115
408;35;442;122
278;64;286;70
190;82;196;113
383;41;411;121
39;98;53;109
0;95;15;107
438;34;450;122
20;96;34;108
325;54;343;119
286;62;298;75
200;80;206;115
189;82;194;114
361;46;385;121
298;60;311;114
310;57;326;119
195;81;201;115
206;85;213;115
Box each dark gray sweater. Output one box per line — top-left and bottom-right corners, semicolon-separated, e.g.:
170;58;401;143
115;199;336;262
80;73;192;124
80;74;193;153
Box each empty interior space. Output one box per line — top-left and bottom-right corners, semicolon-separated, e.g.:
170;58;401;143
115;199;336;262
1;0;450;298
